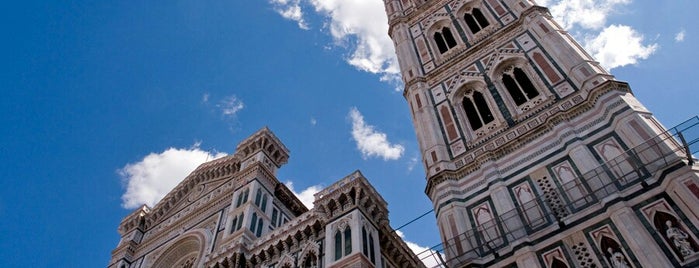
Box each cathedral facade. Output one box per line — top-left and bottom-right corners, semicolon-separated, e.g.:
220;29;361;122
384;0;699;267
109;128;424;268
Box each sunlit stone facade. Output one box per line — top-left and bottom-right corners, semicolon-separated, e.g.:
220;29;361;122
109;128;424;268
385;0;699;267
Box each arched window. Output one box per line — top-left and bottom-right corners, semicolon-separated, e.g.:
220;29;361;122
334;227;353;261
242;189;249;203
503;67;539;106
237;213;244;230
261;194;268;212
271;208;278;227
235;193;243;208
344;228;352;256
362;227;368;256
464;8;490;34
230;216;238;234
250;213;257;232
433;27;458;54
462;91;494;131
334;231;343;260
360;227;375;263
254;188;262;206
255;218;263;237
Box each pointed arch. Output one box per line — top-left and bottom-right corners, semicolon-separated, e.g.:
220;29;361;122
653;211;698;261
464;8;490;34
250;212;257;232
450;79;501;138
334;230;343;260
434;27;457;53
550;258;569;268
427;19;460;55
489;55;547;113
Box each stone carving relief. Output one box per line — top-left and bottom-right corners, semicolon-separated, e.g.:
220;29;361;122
278;253;295;268
333;215;352;232
588;224;635;268
299;240;320;268
639;199;699;263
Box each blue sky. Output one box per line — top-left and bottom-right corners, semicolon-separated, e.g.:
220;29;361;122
0;0;696;267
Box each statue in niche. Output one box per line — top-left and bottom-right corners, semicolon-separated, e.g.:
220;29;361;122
653;210;699;261
600;236;631;268
666;220;696;257
607;247;630;268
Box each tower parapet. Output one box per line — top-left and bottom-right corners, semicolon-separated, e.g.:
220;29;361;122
235;126;290;175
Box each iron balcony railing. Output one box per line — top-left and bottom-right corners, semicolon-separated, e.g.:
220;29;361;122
417;116;699;268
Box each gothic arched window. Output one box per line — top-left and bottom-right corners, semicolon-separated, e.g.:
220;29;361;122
255;218;263;237
334;231;343;260
334;227;353;261
462;91;494;131
464;8;490;34
254;188;262;206
362;227;368;256
361;226;376;264
230;216;238;234
236;213;244;230
502;67;539;106
235;193;243;208
433;27;458;54
250;212;257;232
271;208;278;227
236;188;249;208
260;194;268;212
344;228;352;255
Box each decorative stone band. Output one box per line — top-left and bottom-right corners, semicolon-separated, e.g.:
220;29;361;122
425;80;631;196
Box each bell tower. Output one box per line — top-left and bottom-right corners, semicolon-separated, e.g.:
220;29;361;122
385;0;699;267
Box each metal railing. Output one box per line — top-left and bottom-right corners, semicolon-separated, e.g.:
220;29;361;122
418;116;699;268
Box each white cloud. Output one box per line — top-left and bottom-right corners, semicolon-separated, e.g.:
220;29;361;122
309;0;400;83
584;24;658;69
396;230;443;268
201;93;210;103
270;0;310;30
218;95;245;117
675;29;686;42
540;0;630;30
269;0;400;85
407;156;419;172
538;0;657;70
119;145;227;209
284;181;323;208
349;107;404;160
310;117;317;126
